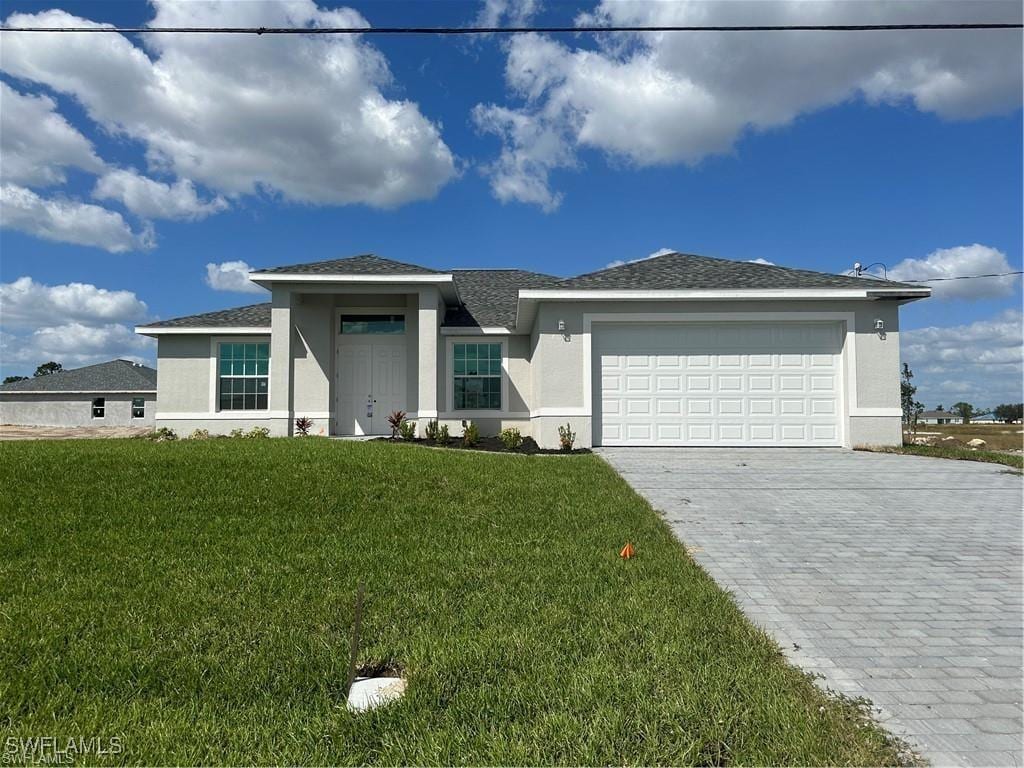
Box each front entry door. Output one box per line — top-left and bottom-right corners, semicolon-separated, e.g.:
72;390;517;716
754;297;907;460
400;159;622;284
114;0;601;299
337;337;407;435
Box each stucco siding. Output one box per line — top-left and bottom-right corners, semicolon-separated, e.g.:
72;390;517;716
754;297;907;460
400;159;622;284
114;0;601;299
156;335;214;413
0;392;155;427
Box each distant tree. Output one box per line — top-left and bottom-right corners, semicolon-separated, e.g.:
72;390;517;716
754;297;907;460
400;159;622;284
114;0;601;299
935;404;944;411
951;402;976;424
2;375;29;384
33;361;63;377
900;363;924;433
993;403;1024;423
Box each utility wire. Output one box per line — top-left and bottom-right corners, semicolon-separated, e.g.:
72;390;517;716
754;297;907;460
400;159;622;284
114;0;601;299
908;271;1024;282
1;23;1021;35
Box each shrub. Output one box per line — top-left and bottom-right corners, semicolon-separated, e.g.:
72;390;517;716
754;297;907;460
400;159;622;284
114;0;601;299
500;427;524;451
245;426;270;439
295;416;313;436
188;428;210;440
229;428;245;439
462;421;480;448
138;426;177;442
558;422;576;452
424;419;440;441
437;424;451;446
399;420;416;441
387;410;406;440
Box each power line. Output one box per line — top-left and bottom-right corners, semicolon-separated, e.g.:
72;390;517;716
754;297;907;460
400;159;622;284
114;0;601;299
1;22;1021;35
908;271;1024;282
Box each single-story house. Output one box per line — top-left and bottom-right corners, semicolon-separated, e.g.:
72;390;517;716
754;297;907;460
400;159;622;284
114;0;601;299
135;252;930;448
918;410;964;425
0;359;157;427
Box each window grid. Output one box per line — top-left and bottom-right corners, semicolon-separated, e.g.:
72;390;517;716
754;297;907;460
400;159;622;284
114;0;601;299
218;342;269;411
92;397;105;419
453;342;502;410
131;397;145;419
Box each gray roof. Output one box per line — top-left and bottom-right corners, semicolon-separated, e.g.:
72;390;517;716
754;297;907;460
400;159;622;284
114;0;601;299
559;252;921;290
447;269;562;328
0;359;156;393
139;251;924;332
141;302;271;329
252;254;441;276
920;410;959;419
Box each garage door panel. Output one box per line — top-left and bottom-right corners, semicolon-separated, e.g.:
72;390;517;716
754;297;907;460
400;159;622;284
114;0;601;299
595;322;842;447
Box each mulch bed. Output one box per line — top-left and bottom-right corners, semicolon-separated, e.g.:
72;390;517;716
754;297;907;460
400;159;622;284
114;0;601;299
375;435;590;455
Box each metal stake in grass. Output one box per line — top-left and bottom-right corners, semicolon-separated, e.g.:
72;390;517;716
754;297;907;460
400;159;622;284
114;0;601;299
345;580;365;697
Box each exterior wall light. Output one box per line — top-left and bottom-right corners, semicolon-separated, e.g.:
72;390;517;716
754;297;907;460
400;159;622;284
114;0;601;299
557;319;566;331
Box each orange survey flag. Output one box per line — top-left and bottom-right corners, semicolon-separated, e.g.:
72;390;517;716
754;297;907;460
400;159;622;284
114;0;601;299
620;542;635;560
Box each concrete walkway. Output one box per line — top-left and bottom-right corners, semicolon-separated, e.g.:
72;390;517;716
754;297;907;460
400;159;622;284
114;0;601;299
598;448;1023;768
0;424;152;440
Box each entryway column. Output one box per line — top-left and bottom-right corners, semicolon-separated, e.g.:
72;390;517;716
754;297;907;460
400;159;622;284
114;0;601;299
417;286;438;426
269;286;292;435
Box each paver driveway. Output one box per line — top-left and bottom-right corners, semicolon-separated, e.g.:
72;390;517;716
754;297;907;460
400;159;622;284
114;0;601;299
598;448;1023;768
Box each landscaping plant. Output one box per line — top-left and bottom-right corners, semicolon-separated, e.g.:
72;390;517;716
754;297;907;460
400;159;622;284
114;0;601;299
188;429;210;440
424;419;440;441
499;427;523;451
387;410;406;440
295;416;313;436
437;423;451;446
462;421;480;447
399;420;416;441
558;422;576;451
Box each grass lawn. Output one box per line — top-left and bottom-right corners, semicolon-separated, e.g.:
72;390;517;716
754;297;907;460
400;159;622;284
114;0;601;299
1;439;908;765
871;442;1024;469
904;423;1024;452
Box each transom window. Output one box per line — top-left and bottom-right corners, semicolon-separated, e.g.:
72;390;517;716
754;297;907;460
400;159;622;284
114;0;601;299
91;397;105;419
453;342;502;410
219;342;269;411
340;314;405;334
131;397;145;419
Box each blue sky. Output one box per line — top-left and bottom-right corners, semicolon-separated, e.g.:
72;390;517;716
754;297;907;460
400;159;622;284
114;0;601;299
1;0;1021;408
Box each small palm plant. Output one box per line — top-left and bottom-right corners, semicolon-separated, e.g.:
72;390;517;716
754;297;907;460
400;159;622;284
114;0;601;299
387;410;406;440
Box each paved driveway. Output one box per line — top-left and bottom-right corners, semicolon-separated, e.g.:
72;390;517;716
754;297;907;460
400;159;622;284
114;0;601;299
598;448;1023;768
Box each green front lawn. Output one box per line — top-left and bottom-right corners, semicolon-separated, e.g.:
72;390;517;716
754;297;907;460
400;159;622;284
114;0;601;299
859;442;1024;469
1;440;907;765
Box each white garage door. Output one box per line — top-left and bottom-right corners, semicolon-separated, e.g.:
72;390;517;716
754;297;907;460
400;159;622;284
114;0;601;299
595;322;843;447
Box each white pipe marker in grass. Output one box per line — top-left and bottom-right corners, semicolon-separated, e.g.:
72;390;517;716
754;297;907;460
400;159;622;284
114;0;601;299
347;676;406;713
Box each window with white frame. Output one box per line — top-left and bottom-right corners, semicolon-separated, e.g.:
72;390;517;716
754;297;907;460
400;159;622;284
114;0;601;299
453;342;502;410
218;342;269;411
92;397;105;418
131;397;145;419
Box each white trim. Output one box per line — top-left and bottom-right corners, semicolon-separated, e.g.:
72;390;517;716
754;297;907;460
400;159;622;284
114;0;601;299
137;326;268;336
156;411;289;420
582;312;863;448
438;411;530;420
415;410;438;419
445;336;510;416
520;288;927;301
250;273;453;284
439;326;512;335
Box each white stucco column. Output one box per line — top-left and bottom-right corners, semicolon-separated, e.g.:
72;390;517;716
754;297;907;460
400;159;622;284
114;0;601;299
269;286;293;435
417;286;438;423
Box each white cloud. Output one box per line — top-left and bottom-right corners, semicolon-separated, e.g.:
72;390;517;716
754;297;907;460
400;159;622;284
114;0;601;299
205;261;266;294
0;276;149;327
902;309;1023;407
94;169;227;221
0;277;154;375
888;244;1020;300
2;1;456;208
475;0;540;27
748;258;775;265
0;322;154;371
476;1;1022;208
0;184;154;253
0;81;104;187
605;247;676;269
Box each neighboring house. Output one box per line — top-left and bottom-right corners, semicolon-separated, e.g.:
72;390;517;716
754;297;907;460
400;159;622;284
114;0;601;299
918;410;964;425
135;252;930;448
0;360;157;427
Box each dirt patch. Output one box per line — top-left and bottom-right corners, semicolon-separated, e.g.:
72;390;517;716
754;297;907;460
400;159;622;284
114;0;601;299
374;435;590;455
0;424;152;441
905;424;1023;453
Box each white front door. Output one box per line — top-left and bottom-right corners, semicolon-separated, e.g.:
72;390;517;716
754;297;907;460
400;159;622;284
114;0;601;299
337;337;407;435
594;322;843;447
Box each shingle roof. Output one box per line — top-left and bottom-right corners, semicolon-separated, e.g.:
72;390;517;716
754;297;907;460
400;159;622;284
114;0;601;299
140;302;271;329
447;269;562;328
252;254;442;276
0;360;157;393
559;252;921;290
